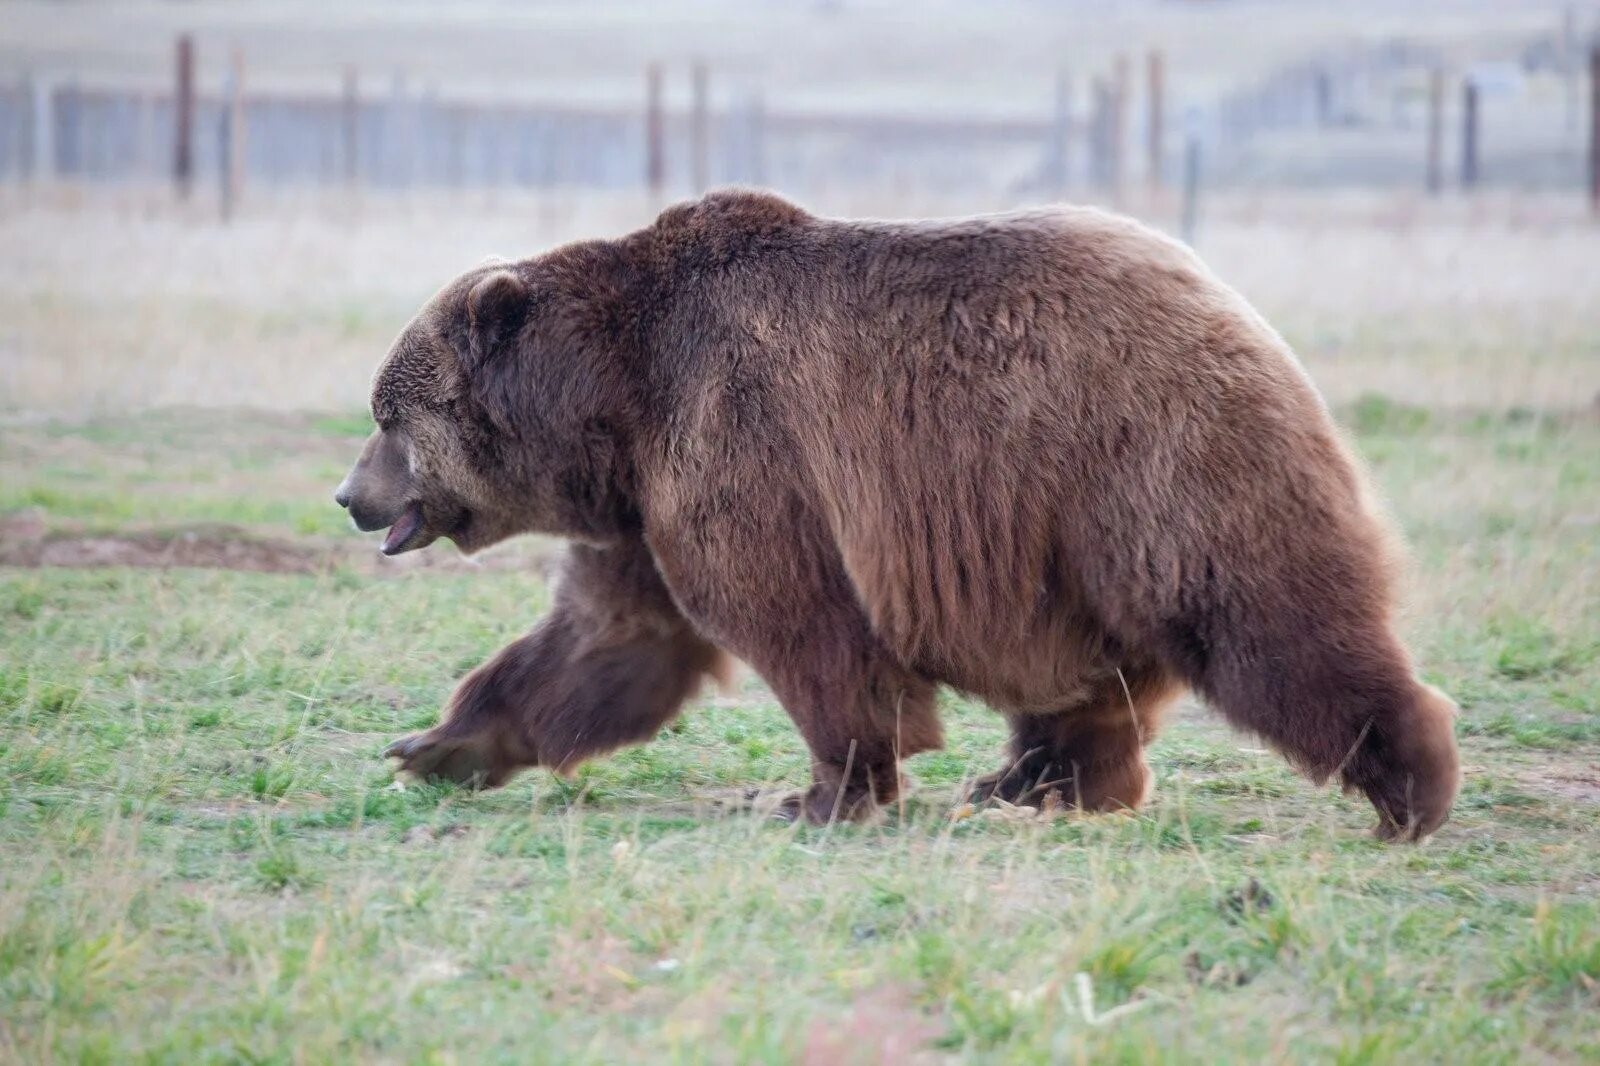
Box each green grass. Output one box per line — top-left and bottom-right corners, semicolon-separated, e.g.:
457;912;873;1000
0;409;373;539
1;407;1598;1062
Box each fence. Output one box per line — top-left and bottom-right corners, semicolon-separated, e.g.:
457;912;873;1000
1;31;1596;211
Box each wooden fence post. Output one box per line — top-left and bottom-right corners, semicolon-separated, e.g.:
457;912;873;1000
220;48;244;220
1460;77;1479;189
690;60;709;193
645;62;664;197
1426;68;1444;195
1146;49;1165;191
1589;45;1600;215
173;33;194;198
341;66;359;187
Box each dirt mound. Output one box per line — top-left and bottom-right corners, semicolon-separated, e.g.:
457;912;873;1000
0;513;547;576
3;527;324;574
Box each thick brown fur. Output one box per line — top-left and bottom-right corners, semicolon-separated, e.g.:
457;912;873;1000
342;189;1460;840
383;538;732;786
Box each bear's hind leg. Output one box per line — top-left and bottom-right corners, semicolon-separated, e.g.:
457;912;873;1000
754;623;942;825
1337;680;1460;841
1171;612;1460;841
969;663;1181;812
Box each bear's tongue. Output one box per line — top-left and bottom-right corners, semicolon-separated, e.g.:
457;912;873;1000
381;502;425;556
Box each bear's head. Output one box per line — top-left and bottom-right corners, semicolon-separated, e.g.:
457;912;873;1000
335;249;641;556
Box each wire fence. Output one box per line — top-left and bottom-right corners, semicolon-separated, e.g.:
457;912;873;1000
1;32;1595;211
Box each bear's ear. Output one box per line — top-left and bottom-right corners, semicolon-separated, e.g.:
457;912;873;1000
463;270;529;371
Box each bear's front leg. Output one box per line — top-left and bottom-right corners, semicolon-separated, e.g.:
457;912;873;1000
385;539;730;788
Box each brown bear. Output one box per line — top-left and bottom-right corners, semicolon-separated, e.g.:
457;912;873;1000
335;189;1460;840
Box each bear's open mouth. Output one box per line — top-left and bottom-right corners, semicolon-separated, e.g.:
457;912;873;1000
381;501;426;555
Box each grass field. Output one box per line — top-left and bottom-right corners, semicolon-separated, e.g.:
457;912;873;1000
2;394;1597;1062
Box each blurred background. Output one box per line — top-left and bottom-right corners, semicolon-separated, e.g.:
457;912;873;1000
2;0;1596;416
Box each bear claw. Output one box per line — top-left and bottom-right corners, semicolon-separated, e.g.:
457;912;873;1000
384;731;503;788
383;733;427;759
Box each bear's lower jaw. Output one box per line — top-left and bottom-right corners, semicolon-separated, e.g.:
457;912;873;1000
443;507;496;555
380;501;429;555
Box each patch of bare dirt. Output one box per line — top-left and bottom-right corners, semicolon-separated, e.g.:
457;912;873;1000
1503;759;1600;807
0;513;547;576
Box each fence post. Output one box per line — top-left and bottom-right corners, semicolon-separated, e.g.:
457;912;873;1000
22;74;46;183
1426;68;1444;195
342;66;359;187
1564;6;1578;135
220;48;244;220
690;60;709;193
56;82;80;178
9;79;25;183
1146;49;1165;192
1460;77;1479;189
1314;66;1332;126
173;33;194;198
645;62;664;198
1589;45;1600;215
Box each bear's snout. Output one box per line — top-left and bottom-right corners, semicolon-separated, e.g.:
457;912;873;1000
335;428;421;538
345;496;404;535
